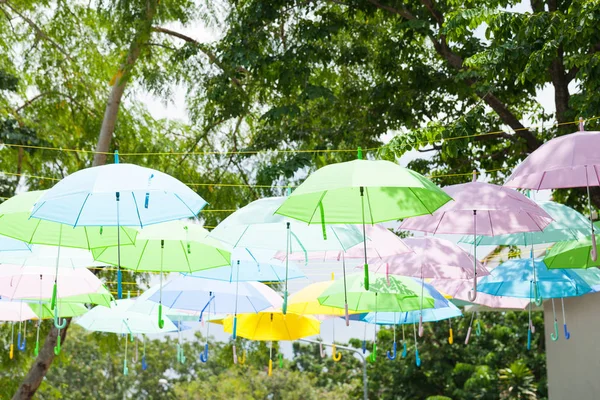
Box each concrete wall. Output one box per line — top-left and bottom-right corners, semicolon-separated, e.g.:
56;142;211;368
544;291;600;400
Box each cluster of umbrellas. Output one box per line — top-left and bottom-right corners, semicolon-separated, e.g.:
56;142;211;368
2;123;600;375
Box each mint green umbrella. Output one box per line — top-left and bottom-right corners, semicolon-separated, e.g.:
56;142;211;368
544;234;600;269
276;150;451;290
92;221;231;328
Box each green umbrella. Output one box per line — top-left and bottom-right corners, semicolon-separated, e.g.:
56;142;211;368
92;220;231;328
35;302;89;319
544;234;600;270
26;285;114;308
317;273;437;312
276;149;451;290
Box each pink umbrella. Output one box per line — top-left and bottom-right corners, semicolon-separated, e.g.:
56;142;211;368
505;120;600;259
431;279;531;309
400;173;553;300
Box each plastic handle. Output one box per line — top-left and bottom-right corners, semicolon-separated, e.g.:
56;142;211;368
448;328;454;345
54;335;61;355
362;340;366;354
282;291;288;315
534;284;543;306
232;316;238;340
591;233;598;262
415;348;421;367
401;342;407;358
51;283;57;310
550;320;559;342
180;347;186;364
117;269;123;300
233;345;238;364
141;356;148;370
475;320;481;337
344;304;350;327
123;359;128;376
527;328;532;350
34;341;39;356
144;192;150;209
53;310;67;330
239;350;246;365
418;315;424;337
268;359;273;376
564;324;571;340
158;304;164;329
465;326;472;345
368;343;377;363
386;342;397;361
17;332;26;351
364;264;369;291
279;353;283;368
320;343;326;358
467;275;478;302
332;344;342;362
9;344;13;360
199;343;209;363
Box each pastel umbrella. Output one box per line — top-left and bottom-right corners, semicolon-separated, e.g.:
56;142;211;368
210;196;363;315
275;153;451;294
128;284;204;323
430;279;532;309
504;122;600;258
318;273;439;312
30;161;206;300
52;285;114;307
0;300;39;322
287;280;368;316
576;268;600;291
360;301;462;325
544;227;600;269
187;260;305;282
92;221;231;327
0;245;103;268
35;302;89;319
0;237;31;252
400;175;553;300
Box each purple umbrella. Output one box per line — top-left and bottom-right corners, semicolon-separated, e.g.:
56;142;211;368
400;172;552;300
505;120;600;259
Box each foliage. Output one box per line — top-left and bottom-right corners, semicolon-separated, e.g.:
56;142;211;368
499;361;538;400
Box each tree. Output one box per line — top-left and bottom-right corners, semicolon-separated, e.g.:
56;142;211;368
499;361;538;400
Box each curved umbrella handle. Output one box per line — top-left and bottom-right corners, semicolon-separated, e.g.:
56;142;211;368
199;343;209;363
467;276;477;302
53;307;67;330
123;359;128;376
591;232;598;262
418;315;424;337
448;328;454;345
268;359;273;376
367;343;376;363
361;340;366;354
158;304;164;329
550;320;559;341
232;316;238;340
9;344;13;360
475;320;481;337
464;326;472;345
319;342;326;358
386;342;397;361
54;335;61;356
533;283;543;306
141;355;148;371
239;349;246;365
233;344;238;364
332;344;342;362
527;327;532;350
17;332;26;351
415;348;421;367
401;342;407;358
564;323;571;340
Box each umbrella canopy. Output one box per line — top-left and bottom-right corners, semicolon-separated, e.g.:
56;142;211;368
274;224;412;262
366;237;489;280
76;299;177;334
0;237;31;252
0;191;137;249
45;285;114;307
0;265;103;300
287;281;367;316
0;245;103;268
478;258;593;299
575;268;600;291
30;163;206;227
0;300;40;321
188;260;305;282
318;273;439;312
460;201;590;246
431;279;533;309
222;311;320;341
92;221;231;273
544;230;600;269
360;301;462;325
128;284;205;321
35;302;89;319
147;276;282;314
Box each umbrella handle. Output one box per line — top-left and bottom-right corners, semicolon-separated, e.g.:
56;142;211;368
53;310;67;330
141;355;148;371
467;276;478;302
332;344;342;362
475;320;481;337
199;343;209;363
232;316;238;340
386;342;397;361
448;328;454;345
233;344;238;364
158;304;164;329
592;232;598;262
180;346;186;364
367;343;376;363
401;342;407;358
34;340;39;356
282;291;288;315
550;320;559;342
533;283;543;306
279;353;283;368
54;335;61;356
527;327;532;350
239;349;246;365
319;342;326;358
268;359;273;376
418;315;424;337
364;264;369;291
123;358;129;376
344;304;350;327
361;340;366;354
17;332;26;351
9;344;13;360
51;283;57;310
415;347;421;367
464;326;472;345
564;324;571;340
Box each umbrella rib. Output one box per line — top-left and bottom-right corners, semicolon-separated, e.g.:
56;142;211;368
527;211;546;233
131;192;143;229
174;193;206;219
408;187;435;215
72;193;91;228
179;241;192;273
431;211;446;235
488;212;494;237
134;241;150;272
307;191;328;225
365;188;375;225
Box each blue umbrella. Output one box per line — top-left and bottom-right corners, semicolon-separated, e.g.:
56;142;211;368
30;157;207;300
360;303;462;325
187;259;305;282
0;237;31;252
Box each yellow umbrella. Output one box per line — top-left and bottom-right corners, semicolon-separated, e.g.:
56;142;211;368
222;310;320;376
287;281;368;316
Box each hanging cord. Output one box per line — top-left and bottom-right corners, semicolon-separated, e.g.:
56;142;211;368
561;298;571;339
35;274;42;356
550;298;559;341
268;313;274;376
116;190;123;299
157;240;165;328
585;157;598;261
360;185;370;290
233;261;240;349
413;321;421;367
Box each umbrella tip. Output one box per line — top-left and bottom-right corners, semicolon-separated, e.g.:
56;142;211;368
579;117;584;131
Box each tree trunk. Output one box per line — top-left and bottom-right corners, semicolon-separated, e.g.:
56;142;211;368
12;1;158;398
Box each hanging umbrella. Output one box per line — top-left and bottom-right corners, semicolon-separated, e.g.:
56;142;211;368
504;120;600;259
400;173;553;300
128;284;205;323
210;196;363;315
49;285;114;307
0;237;31;252
544;226;600;269
92;221;231;327
431;279;533;309
0;300;40;322
30;161;206;299
287;280;367;316
0;245;103;268
360;302;462;325
190;260;305;282
317;273;440;312
274;152;451;301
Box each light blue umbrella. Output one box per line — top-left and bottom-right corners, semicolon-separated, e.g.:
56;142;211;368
210;196;363;315
188;259;305;282
31;159;207;299
0;236;31;252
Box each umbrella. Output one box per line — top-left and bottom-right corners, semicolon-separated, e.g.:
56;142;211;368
504;121;600;258
210;196;363;316
401;173;553;300
30;161;206;299
0;237;31;252
128;284;204;322
0;245;103;268
222;310;320;376
185;260;305;282
544;227;600;269
431;279;533;309
49;285;114;307
274;152;451;298
92;221;231;327
287;280;367;316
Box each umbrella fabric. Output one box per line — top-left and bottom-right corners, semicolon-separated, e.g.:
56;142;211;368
575;268;600;291
0;245;103;268
222;311;320;341
0;265;102;299
76;299;177;334
360;302;462;325
128;284;204;321
478;259;593;298
30;163;206;227
460;201;590;246
274;159;451;224
92;221;231;273
210;196;363;252
400;182;553;235
0;237;31;252
366;237;489;280
0;300;39;321
187;260;305;282
431;279;533;309
544;232;600;269
147;276;282;314
0;191;137;249
46;285;114;307
36;302;89;319
287;281;367;316
318;273;438;312
274;224;412;262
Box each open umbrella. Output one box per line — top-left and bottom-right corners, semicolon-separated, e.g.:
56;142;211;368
401;173;553;300
0;237;31;252
30;160;206;299
544;225;600;269
287;280;366;316
504;120;600;259
210;196;363;316
92;221;231;327
274;151;451;301
187;259;305;282
0;245;103;268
